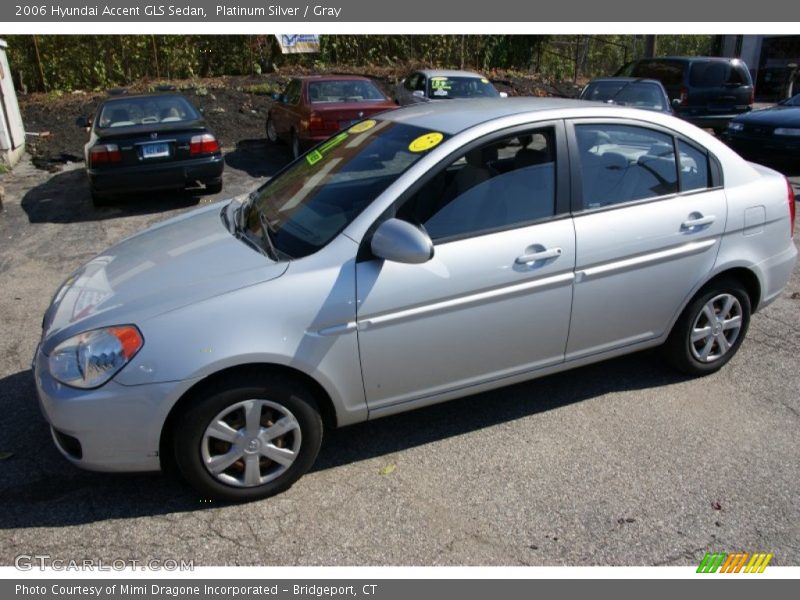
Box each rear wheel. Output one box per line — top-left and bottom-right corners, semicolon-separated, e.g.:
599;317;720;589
205;180;222;195
90;188;110;207
663;278;751;375
266;116;278;143
173;373;323;501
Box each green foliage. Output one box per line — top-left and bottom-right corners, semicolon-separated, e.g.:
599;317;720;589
2;34;718;93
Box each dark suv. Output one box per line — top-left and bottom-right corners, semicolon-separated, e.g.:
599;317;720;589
615;57;754;131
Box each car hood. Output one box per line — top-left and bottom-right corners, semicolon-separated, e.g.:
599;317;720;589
42;201;288;349
735;105;800;127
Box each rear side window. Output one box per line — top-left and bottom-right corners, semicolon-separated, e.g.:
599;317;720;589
575;124;678;209
689;61;750;87
631;60;685;86
284;80;302;104
677;140;711;192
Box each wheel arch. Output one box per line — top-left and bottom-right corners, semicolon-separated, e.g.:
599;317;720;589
159;362;338;472
698;266;762;312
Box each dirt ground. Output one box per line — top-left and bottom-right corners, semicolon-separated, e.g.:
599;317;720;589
18;68;583;170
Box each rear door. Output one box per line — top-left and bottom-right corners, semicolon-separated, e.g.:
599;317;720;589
273;79;302;137
687;60;753;114
565;120;726;359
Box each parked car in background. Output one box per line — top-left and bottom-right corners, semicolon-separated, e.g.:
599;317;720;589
266;75;397;159
38;98;796;502
579;77;672;114
395;69;507;105
77;91;223;205
721;92;800;164
615;57;754;132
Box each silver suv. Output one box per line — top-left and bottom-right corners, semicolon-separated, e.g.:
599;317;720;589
35;99;797;501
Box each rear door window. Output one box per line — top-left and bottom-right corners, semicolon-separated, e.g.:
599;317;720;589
631;60;685;86
574;123;678;209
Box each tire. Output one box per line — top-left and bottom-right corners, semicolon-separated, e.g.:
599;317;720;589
266;116;278;143
205;180;223;195
90;188;110;207
290;130;301;160
663;277;751;376
173;373;323;502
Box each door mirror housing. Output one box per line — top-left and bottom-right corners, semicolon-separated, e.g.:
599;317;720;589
371;218;434;264
271;92;284;102
412;90;425;99
75;116;89;128
671;98;682;108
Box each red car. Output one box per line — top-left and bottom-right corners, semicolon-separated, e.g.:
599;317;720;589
266;75;398;158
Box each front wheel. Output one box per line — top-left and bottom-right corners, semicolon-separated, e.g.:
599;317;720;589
663;278;751;376
173;373;323;501
290;130;301;160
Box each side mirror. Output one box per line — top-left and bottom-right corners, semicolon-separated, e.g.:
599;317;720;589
499;91;509;98
271;92;283;102
371;218;434;264
75;116;89;128
671;98;681;108
412;90;425;99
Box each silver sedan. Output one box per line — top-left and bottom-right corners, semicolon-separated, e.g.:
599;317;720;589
34;98;797;501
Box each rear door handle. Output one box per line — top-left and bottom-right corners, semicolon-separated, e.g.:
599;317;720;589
515;247;562;265
681;214;716;231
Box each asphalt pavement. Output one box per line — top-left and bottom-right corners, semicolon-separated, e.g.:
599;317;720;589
0;147;798;566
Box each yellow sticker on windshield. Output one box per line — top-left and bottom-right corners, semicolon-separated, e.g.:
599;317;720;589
349;119;377;133
409;132;444;153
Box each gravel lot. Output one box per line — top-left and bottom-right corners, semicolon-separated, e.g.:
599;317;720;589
0;144;798;566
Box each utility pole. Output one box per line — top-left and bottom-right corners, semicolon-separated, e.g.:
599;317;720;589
644;35;657;58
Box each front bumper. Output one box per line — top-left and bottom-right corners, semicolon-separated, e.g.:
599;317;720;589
679;113;743;131
33;345;195;472
720;132;800;162
88;154;224;195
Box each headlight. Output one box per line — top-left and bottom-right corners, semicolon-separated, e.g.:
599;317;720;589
49;326;143;389
727;122;744;132
774;127;800;136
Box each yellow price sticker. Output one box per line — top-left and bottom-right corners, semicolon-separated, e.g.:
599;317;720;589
409;132;444;153
349;119;377;133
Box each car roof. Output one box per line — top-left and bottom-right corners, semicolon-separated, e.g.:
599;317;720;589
382;97;599;134
633;56;745;64
101;92;189;104
416;69;488;79
587;77;664;86
296;75;374;83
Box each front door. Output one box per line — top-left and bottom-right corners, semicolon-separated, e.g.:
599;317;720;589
355;124;576;410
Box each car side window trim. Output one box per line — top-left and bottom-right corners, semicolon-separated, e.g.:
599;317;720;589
566;117;724;215
356;119;570;261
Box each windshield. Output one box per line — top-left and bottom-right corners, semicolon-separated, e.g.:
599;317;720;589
308;80;386;103
427;76;499;99
97;95;200;128
782;93;800;106
244;120;449;258
583;81;667;111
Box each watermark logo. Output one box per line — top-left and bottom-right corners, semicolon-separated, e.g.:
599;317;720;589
697;552;773;573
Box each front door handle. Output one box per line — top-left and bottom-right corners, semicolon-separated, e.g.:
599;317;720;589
515;247;562;265
681;214;716;231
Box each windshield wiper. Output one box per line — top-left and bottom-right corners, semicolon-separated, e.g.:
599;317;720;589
608;81;634;105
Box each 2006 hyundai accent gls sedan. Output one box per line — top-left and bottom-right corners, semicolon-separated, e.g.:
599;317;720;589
35;98;797;501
